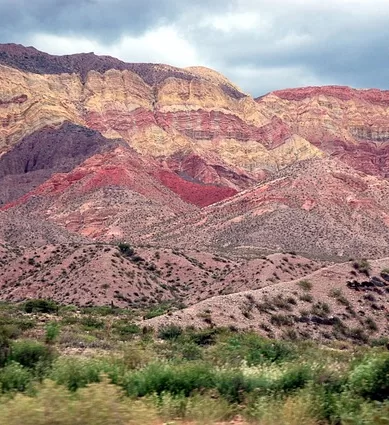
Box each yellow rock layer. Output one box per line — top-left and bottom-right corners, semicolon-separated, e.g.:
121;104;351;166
257;93;389;143
195;135;323;172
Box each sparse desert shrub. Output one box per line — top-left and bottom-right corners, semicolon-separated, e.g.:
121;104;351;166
270;314;295;326
347;327;369;343
329;288;342;298
310;302;331;317
370;337;389;347
297;280;313;291
186;328;219;346
118;242;134;257
353;259;371;275
24;299;58;314
157;324;183;340
272;295;294;311
299;293;313;303
365;317;378;332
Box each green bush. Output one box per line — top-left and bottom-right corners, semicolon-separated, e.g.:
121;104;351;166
0;379;156;425
49;358;114;391
0;362;32;393
123;362;214;397
348;353;389;401
45;322;60;344
118;242;135;257
186;328;219;346
80;316;105;330
297;280;313;291
24;299;58;314
157;324;183;341
113;322;140;338
10;340;55;370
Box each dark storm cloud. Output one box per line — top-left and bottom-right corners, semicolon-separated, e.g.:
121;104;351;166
1;0;389;95
0;0;226;42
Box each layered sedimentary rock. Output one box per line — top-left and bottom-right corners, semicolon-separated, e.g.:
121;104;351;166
256;86;389;177
2;44;389;260
0;43;322;194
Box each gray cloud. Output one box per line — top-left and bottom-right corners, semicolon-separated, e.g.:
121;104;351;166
0;0;226;42
1;0;389;96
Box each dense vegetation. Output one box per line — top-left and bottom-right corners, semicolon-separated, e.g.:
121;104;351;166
0;300;389;424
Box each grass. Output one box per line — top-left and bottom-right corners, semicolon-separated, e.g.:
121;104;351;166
1;301;389;424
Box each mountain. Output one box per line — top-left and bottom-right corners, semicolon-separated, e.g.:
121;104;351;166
2;43;389;323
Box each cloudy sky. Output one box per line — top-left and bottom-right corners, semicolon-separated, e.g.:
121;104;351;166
0;0;388;96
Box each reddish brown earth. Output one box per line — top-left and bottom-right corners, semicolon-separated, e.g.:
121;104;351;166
149;158;389;260
147;257;389;343
0;243;322;307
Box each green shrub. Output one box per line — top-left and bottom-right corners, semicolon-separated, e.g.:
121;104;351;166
80;316;105;330
311;302;331;317
299;293;313;303
24;299;58;314
118;242;135;257
348;353;389;401
154;392;234;423
0;328;11;367
45;322;60;344
179;342;203;361
50;358;111;391
157;324;183;340
10;340;55;370
0;362;32;393
186;328;219;346
353;259;371;275
365;317;378;332
371;337;389;347
0;379;156;425
270;314;294;326
274;364;312;392
123;362;214;397
113;322;141;338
